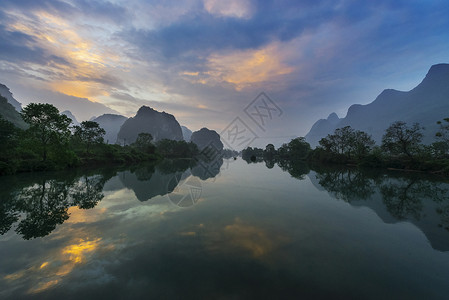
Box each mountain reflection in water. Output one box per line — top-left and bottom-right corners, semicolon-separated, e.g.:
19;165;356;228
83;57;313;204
0;158;223;239
1;158;449;299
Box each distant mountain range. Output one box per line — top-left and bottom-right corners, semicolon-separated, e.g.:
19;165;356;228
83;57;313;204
0;87;26;129
0;84;22;112
0;95;26;129
181;126;192;142
3;63;447;150
305;63;449;147
91;114;128;144
62;110;80;126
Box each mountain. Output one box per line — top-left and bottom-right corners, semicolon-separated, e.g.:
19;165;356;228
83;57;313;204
117;106;183;145
305;63;449;147
91;114;128;144
190;127;224;151
308;170;449;251
181;126;192;142
62;110;80;126
0;84;22;112
304;113;341;147
0;95;26;129
118;168;185;202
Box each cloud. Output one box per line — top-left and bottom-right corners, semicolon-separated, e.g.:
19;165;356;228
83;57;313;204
13;87;120;121
1;0;449;142
203;0;254;19
206;42;295;90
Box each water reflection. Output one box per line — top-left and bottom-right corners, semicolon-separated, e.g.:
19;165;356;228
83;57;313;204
244;158;449;252
0;172;109;240
0;158;224;239
2;158;449;298
308;165;449;251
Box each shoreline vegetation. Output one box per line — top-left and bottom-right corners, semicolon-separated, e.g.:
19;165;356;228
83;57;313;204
1;102;448;177
0;102;202;175
242;120;449;178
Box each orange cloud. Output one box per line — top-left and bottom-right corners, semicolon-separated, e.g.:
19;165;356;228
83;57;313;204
3;234;106;295
207;43;295;90
223;218;290;258
7;11;125;103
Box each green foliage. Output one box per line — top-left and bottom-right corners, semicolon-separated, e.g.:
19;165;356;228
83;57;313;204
430;141;449;158
242;147;264;162
436;118;449;143
156;139;199;158
264;144;276;160
319;126;375;159
132;132;155;154
2;172;110;239
73;121;106;153
0;95;27;129
285;137;311;159
21;103;72;162
381;121;423;157
0;117;21;174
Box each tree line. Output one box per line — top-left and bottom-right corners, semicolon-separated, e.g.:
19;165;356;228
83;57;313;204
0;103;201;175
242;119;449;176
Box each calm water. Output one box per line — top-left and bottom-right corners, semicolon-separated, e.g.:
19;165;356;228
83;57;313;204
1;158;449;299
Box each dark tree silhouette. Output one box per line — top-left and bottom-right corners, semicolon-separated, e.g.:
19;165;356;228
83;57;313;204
381;121;423;157
132;132;155;153
315;168;375;202
15;179;71;239
73;121;106;153
21;103;72;161
71;175;105;209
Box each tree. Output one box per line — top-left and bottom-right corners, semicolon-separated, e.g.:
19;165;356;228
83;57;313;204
436;118;449;155
156;139;198;158
21;103;72;161
0;116;17;146
73;121;106;153
264;143;276;159
15;179;71;239
318;126;374;159
352;130;376;158
287;137;311;159
381;121;423;157
333;126;354;155
132;132;155;153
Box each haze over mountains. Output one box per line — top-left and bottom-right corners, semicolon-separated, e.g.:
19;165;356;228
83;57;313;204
181;126;192;142
62;110;80;126
305;63;449;147
0;84;21;112
91;114;128;144
1;63;448;150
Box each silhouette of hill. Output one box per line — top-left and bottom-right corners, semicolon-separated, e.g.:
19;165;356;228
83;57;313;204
305;63;449;147
91;114;128;144
62;110;79;126
0;95;26;129
181;125;192;142
308;169;449;252
117;106;182;145
0;83;22;112
190;127;224;151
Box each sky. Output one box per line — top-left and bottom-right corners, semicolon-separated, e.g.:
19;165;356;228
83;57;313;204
0;0;448;148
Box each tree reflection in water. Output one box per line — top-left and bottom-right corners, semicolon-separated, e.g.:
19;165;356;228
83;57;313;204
313;166;377;203
310;164;449;250
250;158;449;250
0;171;110;240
